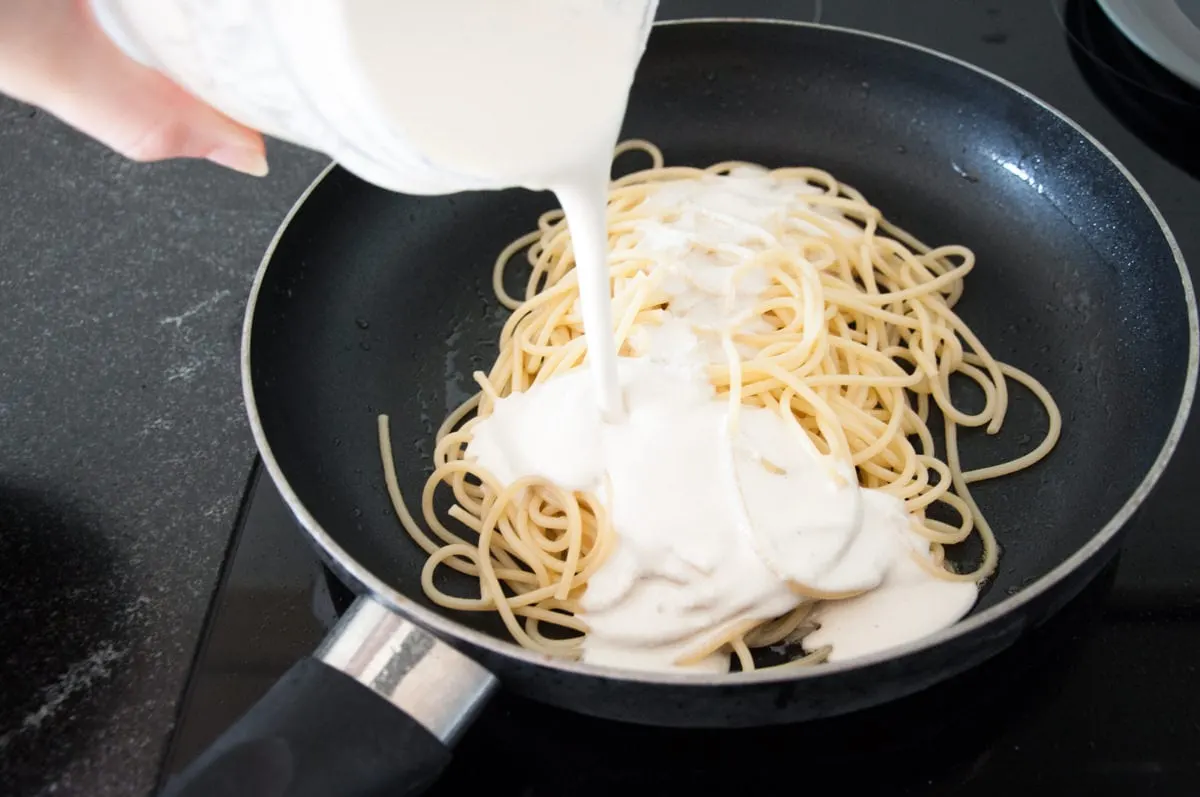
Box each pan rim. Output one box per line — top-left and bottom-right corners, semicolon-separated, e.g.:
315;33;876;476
241;17;1200;688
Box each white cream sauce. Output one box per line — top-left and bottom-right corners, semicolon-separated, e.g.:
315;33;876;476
468;170;978;673
345;0;975;672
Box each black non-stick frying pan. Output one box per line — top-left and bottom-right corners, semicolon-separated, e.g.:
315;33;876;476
162;19;1197;797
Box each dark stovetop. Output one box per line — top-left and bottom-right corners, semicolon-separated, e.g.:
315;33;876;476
7;1;1197;796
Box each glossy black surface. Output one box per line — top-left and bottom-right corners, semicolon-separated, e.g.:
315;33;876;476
161;0;1200;793
1062;0;1200;178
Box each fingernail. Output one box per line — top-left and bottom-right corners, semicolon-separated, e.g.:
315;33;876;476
206;146;269;177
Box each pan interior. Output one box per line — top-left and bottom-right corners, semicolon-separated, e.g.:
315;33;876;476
248;23;1191;656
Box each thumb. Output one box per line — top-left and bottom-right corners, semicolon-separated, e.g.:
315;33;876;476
0;0;268;176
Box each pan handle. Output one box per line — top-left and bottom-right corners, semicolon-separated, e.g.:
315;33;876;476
159;596;498;797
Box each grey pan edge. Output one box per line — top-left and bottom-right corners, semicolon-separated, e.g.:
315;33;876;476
1099;0;1200;90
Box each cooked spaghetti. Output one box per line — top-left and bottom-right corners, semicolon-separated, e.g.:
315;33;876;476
378;141;1061;670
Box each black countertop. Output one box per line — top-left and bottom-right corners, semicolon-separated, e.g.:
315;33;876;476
0;109;326;795
1;1;1198;795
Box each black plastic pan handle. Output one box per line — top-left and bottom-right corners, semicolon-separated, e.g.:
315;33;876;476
159;596;497;797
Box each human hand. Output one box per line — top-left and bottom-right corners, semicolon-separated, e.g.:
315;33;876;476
0;0;268;176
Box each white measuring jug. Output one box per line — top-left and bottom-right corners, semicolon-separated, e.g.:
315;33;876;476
88;0;658;193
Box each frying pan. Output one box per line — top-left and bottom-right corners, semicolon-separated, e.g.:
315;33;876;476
162;19;1197;797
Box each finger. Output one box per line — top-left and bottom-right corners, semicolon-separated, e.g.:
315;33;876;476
0;0;268;176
